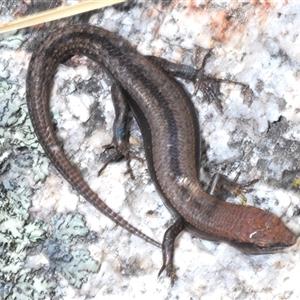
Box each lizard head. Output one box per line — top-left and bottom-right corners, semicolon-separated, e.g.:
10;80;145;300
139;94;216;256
231;206;297;254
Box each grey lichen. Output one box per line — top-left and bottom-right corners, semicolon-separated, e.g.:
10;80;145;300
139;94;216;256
0;187;101;298
0;78;49;299
0;60;100;298
6;274;57;300
50;214;89;243
0;185;49;299
45;214;101;289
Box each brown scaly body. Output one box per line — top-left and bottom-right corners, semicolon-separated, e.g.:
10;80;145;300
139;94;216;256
26;25;296;280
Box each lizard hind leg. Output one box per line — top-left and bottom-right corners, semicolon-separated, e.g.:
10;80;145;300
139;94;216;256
98;82;135;178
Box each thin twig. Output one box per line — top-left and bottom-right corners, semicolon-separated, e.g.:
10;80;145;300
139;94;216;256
0;0;125;34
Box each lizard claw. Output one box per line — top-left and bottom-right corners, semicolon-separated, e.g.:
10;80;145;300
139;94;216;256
98;144;123;176
229;173;259;205
98;142;145;180
192;69;224;112
158;262;178;286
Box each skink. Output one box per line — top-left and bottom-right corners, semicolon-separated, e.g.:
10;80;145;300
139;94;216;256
26;25;296;281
